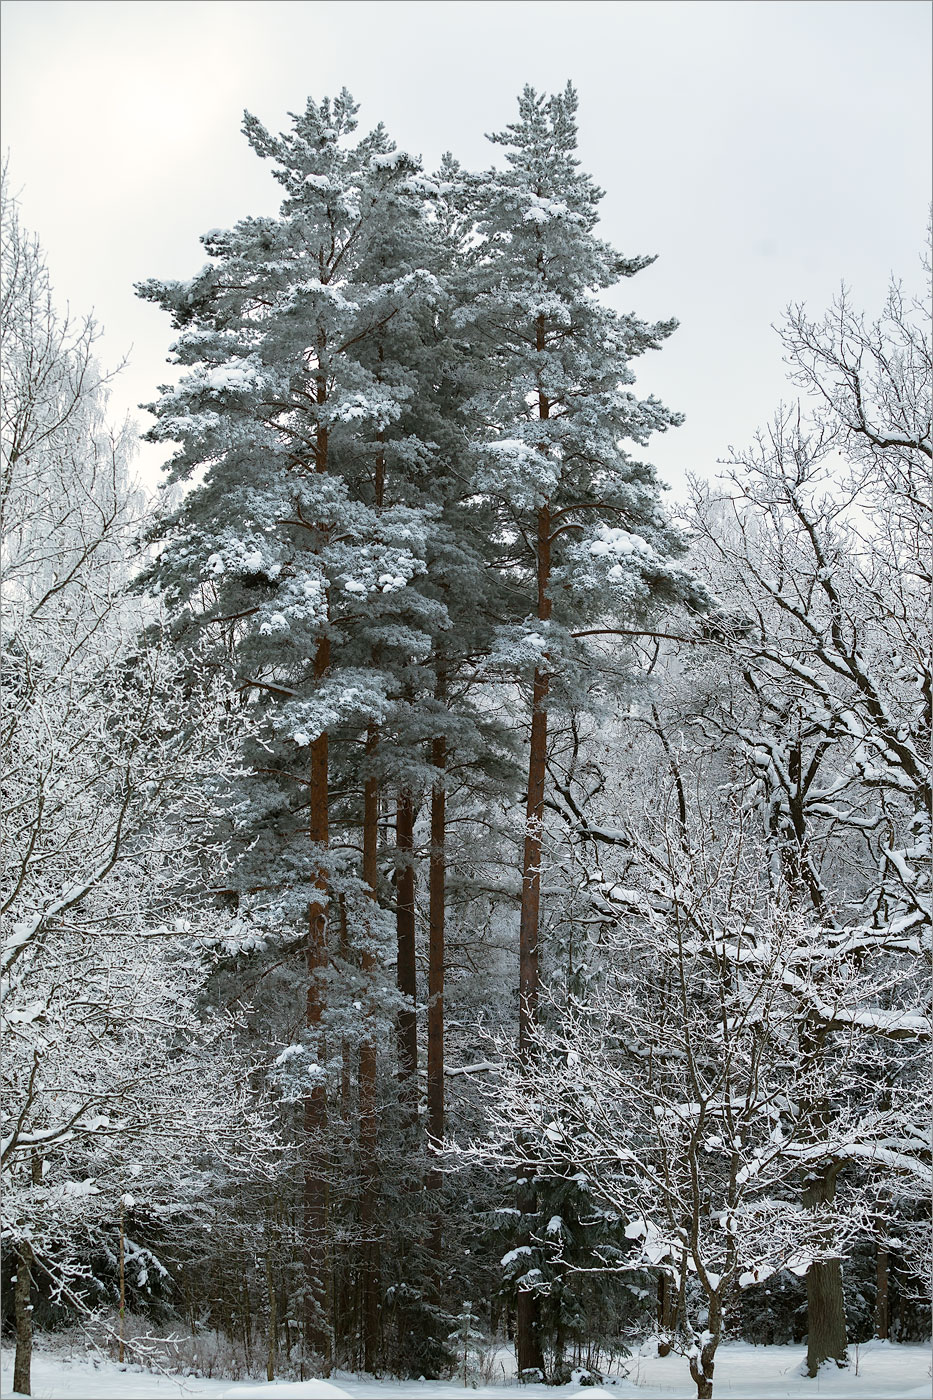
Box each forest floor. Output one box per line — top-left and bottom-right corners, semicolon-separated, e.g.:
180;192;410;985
2;1338;932;1399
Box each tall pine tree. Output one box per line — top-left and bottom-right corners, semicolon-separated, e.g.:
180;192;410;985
460;83;695;1378
138;92;450;1368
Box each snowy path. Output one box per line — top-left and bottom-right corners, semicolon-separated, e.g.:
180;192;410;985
3;1340;931;1399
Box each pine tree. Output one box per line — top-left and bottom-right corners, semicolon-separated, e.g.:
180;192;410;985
459;83;694;1378
137;92;451;1367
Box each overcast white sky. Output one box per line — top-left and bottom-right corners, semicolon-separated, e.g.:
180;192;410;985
2;0;930;497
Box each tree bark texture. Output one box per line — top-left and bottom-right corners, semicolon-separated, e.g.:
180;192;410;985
657;1271;674;1355
516;335;552;1378
797;1017;847;1377
518;501;552;1058
803;1171;848;1375
304;632;332;1365
118;1198;126;1364
359;730;381;1372
13;1240;33;1397
515;1284;545;1381
687;1293;721;1400
395;789;418;1125
426;736;447;1181
874;1242;889;1340
265;1249;278;1382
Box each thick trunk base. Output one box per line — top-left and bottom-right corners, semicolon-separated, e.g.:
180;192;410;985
516;1288;544;1382
13;1241;33;1397
806;1258;848;1375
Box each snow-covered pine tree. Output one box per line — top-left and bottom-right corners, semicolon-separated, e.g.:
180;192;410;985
326;149;526;1369
457;83;695;1378
136;93;497;1370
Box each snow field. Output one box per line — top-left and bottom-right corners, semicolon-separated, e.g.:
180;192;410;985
3;1340;931;1399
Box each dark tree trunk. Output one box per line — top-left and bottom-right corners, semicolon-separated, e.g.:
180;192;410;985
426;734;446;1184
797;1016;847;1378
516;346;552;1378
395;789;418;1125
657;1271;674;1355
359;729;381;1372
265;1249;278;1382
516;1285;545;1381
13;1240;33;1396
299;361;334;1366
806;1258;848;1375
338;897;352;1121
118;1198;126;1363
518;496;552;1056
687;1293;721;1400
518;667;547;1053
803;1171;848;1375
304;633;332;1368
874;1242;889;1340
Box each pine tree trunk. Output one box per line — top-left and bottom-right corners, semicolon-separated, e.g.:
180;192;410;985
304;632;332;1368
339;897;352;1122
395;789;418;1126
804;1170;848;1375
426;734;447;1192
13;1240;33;1397
516;350;552;1379
518;496;551;1054
359;729;381;1372
299;368;334;1366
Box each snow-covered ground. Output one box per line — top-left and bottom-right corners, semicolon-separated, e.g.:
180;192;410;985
3;1340;931;1399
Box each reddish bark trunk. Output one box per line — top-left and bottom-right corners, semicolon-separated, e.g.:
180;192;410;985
516;341;552;1374
359;727;381;1372
395;789;418;1124
338;897;352;1121
303;364;332;1359
304;640;331;1360
427;735;447;1187
518;664;548;1055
